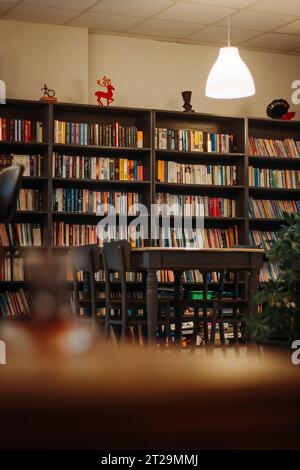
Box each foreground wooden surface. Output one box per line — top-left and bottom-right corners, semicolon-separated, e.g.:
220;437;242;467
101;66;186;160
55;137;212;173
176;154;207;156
0;332;299;450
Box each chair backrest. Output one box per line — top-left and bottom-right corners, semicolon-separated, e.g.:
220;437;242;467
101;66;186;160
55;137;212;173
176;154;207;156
102;240;131;273
71;244;101;274
0;165;24;222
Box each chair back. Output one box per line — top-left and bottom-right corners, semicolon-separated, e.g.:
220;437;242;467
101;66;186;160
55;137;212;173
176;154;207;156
0;165;24;222
102;240;131;273
71;244;101;274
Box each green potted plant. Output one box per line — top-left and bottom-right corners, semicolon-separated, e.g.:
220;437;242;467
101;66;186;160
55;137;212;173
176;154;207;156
246;213;300;345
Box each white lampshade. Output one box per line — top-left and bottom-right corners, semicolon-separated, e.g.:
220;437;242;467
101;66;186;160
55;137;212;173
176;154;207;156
205;47;255;99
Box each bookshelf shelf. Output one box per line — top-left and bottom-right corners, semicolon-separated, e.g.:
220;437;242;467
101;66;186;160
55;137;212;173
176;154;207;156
155;182;244;194
249;187;300;198
53;143;151;154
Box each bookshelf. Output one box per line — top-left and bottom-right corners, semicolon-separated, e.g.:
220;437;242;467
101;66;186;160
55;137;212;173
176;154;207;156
1;99;300;317
247;117;300;282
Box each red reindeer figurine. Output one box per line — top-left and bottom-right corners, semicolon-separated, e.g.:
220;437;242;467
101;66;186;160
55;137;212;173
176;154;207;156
95;76;115;106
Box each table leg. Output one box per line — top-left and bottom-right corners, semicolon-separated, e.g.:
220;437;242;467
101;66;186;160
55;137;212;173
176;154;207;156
247;268;260;345
146;268;158;345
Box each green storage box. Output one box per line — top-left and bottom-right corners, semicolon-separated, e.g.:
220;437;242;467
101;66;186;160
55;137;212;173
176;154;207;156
186;290;213;300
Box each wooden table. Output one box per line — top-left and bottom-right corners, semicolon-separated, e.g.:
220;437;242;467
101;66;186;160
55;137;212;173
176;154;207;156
0;345;299;450
130;247;264;344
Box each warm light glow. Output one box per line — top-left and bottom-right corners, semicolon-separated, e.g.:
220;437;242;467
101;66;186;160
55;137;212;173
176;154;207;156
205;47;255;99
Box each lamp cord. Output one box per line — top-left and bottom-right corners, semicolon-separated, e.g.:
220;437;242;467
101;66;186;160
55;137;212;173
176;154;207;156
227;0;231;47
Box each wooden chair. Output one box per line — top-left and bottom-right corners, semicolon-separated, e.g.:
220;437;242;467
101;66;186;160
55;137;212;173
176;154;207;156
0;164;24;253
71;244;103;334
102;240;172;344
177;269;247;349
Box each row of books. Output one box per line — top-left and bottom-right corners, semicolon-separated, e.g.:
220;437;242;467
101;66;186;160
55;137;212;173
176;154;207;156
0;258;27;281
249;167;300;189
156;161;237;186
0;289;32;317
248;197;300;219
17;189;42;211
155;128;236;153
53;189;142;214
0;154;43;176
159;226;238;248
0;224;42;246
157;270;221;284
0;118;43;143
249;230;278;251
53;223;144;248
156;194;236;217
53;154;144;181
54;121;144;148
248;137;300;158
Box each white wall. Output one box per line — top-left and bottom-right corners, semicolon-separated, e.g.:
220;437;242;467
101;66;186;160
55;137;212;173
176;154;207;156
89;34;300;118
0;20;89;103
0;18;299;118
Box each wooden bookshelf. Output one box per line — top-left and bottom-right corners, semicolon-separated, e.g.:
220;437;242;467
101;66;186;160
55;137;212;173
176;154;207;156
1;100;300;315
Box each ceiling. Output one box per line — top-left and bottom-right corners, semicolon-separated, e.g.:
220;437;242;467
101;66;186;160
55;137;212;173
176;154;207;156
1;0;300;55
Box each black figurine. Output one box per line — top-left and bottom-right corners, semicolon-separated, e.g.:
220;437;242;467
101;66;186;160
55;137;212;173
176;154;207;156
182;91;194;113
